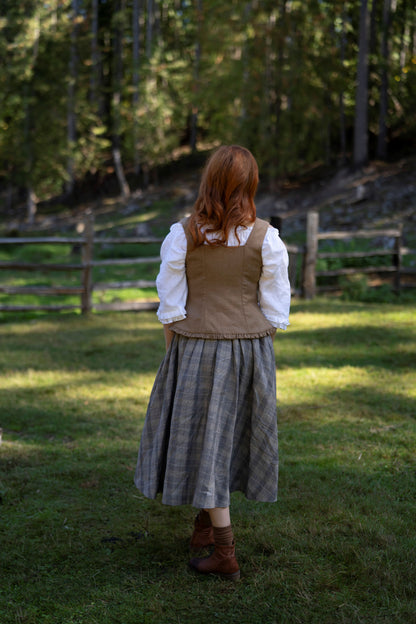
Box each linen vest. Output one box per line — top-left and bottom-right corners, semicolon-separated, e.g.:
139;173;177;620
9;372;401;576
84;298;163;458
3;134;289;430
170;217;275;339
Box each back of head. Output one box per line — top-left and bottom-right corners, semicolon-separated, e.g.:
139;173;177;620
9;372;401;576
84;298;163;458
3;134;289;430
188;145;259;247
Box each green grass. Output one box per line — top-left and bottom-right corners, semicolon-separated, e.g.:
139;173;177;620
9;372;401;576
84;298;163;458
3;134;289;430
0;299;415;623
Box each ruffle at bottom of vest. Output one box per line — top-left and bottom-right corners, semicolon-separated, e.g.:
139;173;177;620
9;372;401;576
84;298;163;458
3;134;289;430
171;327;276;340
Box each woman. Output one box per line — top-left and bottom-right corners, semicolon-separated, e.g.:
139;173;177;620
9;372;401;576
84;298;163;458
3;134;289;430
135;145;291;580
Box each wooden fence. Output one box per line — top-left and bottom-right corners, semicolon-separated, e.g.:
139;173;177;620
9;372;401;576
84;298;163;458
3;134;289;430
302;211;416;298
0;210;414;314
0;211;163;314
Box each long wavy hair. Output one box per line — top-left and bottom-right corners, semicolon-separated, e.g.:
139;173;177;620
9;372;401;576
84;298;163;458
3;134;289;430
187;145;258;248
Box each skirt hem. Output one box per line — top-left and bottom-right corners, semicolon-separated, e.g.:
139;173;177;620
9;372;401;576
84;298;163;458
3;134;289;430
135;486;278;508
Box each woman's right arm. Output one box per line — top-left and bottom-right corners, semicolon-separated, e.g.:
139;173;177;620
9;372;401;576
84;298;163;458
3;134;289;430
156;223;188;337
163;325;175;350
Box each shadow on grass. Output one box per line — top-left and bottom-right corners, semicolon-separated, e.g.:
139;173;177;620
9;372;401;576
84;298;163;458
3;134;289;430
278;381;416;423
1;342;414;454
0;316;166;374
277;324;415;370
0;392;148;443
1;317;414;375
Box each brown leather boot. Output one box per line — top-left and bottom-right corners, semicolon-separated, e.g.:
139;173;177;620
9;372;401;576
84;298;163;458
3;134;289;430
190;510;214;550
189;525;240;580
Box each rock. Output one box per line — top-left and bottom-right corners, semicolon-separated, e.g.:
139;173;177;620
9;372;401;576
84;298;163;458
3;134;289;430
123;201;141;215
135;223;152;237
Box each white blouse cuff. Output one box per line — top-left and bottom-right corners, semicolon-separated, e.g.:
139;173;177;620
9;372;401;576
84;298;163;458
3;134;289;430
157;311;187;324
275;321;290;331
264;316;290;331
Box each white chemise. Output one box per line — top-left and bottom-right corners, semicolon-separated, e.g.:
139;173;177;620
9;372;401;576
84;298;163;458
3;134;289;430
156;222;291;330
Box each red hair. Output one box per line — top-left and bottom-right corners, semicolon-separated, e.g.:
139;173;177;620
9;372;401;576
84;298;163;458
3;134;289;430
188;145;258;247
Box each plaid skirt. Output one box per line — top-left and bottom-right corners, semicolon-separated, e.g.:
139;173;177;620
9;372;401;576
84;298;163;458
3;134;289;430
134;334;279;508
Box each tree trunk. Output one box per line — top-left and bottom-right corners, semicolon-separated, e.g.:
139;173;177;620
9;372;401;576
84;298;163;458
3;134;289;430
51;0;58;29
132;0;143;175
413;16;416;57
353;0;371;169
240;2;253;126
27;187;37;226
369;0;379;55
339;6;347;163
90;0;99;104
24;16;40;222
276;0;287;115
263;8;277;184
6;179;14;213
190;0;202;153
377;0;391;159
399;2;410;71
66;0;79;197
146;0;154;58
398;0;409;106
141;0;156;187
113;0;130;198
154;0;161;43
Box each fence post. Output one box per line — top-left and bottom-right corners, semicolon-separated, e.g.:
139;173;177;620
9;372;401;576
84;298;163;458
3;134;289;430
287;252;296;293
302;210;319;299
393;228;402;295
270;214;283;233
81;210;94;314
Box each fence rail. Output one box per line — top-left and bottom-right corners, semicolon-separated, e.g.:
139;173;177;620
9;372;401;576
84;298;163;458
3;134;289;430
1;210;415;314
302;211;416;298
0;210;163;314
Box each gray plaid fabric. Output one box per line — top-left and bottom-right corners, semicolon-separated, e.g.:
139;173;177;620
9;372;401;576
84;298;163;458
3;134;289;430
134;334;278;508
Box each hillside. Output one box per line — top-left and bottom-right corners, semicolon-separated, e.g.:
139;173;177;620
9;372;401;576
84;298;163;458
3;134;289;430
0;155;415;315
255;157;416;241
3;156;415;250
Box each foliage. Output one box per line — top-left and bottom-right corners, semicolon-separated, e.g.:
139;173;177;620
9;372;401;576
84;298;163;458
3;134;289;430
340;274;403;303
340;273;374;300
0;300;415;623
1;0;416;206
313;234;416;303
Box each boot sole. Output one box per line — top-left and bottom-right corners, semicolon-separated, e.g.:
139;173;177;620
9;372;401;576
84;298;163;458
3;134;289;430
215;570;241;581
188;563;241;581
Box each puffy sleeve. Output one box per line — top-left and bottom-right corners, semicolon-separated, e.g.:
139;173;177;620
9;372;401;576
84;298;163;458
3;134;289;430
155;222;188;324
259;226;291;330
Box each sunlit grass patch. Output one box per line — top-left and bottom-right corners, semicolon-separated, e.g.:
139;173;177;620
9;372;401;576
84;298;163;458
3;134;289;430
1;301;415;623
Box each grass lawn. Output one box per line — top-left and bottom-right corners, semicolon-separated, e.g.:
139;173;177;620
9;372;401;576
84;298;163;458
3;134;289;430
0;299;415;623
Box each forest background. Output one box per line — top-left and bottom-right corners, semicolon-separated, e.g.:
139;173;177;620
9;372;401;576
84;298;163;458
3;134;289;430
1;0;416;224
